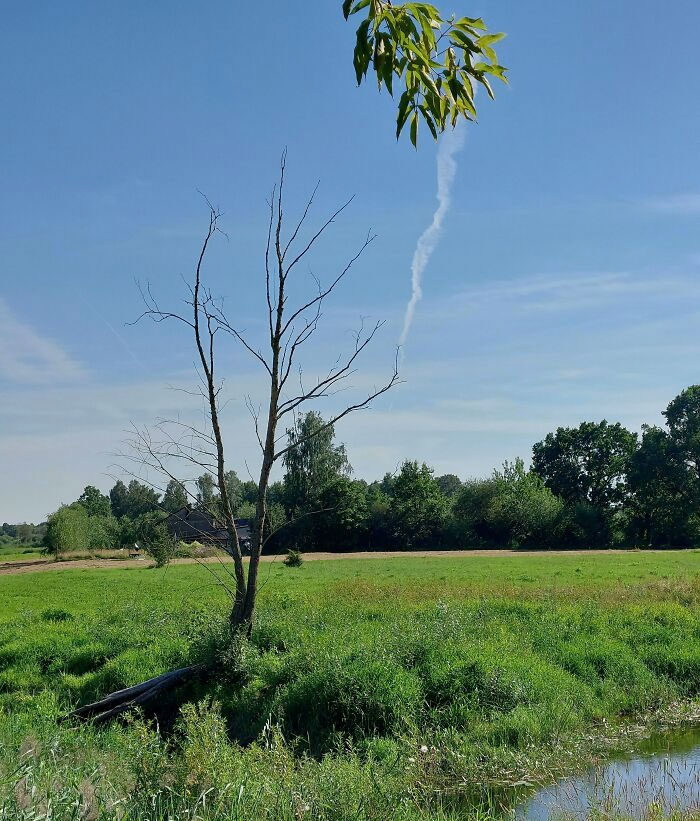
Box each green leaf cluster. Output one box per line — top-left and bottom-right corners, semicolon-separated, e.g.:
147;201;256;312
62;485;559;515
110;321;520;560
343;0;507;146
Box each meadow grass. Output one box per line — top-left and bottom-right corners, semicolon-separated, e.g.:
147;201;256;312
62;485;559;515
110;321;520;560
0;544;42;563
1;551;700;818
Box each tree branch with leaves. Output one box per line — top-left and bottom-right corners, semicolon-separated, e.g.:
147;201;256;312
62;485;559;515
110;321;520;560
343;0;507;146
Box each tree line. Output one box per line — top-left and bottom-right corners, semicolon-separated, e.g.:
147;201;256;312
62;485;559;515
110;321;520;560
38;385;700;554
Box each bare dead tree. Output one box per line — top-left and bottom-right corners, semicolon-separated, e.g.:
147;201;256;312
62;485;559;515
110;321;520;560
70;156;398;723
131;154;398;630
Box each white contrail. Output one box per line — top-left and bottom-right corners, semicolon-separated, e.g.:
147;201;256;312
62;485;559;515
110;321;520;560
399;120;466;349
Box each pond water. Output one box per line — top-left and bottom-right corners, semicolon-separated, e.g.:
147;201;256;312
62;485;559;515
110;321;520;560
515;727;700;819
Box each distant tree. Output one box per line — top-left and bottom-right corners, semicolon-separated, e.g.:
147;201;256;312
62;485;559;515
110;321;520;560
77;485;111;518
366;483;392;548
282;412;352;547
664;386;700;483
379;472;397;496
388;461;448;549
109;480;129;519
486;459;563;548
223;471;243;514
626;425;695;547
162;479;188;513
436;473;462;499
15;523;34;543
237;501;257;520
532;421;638;528
316;477;369;550
240;480;258;507
124;480;161;519
267;481;286;509
196;474;216;508
453;478;501;546
87;516;117;550
44;504;90;555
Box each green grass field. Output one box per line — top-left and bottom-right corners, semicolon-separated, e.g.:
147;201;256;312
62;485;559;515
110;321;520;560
0;543;42;563
2;551;700;819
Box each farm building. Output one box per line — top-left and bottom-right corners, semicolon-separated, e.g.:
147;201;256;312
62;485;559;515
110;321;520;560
165;506;252;554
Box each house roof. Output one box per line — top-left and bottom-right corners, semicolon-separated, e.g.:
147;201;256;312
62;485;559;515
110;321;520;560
164;506;252;542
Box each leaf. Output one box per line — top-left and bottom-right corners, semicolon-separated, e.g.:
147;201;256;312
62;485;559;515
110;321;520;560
354;18;372;83
450;29;476;50
419;105;438;140
482;63;508;82
455;16;487;30
475;72;495;100
418;68;439;96
396;89;413;139
347;0;370;17
477;32;506;47
482;45;498;64
410;110;419;147
342;0;353;20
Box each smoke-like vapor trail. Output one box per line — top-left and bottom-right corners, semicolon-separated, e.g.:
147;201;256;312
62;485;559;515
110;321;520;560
399;120;466;350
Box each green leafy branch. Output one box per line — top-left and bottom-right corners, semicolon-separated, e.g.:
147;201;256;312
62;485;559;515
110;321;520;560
342;0;507;146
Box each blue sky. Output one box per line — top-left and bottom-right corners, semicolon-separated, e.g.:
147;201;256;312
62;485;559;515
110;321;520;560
2;0;700;522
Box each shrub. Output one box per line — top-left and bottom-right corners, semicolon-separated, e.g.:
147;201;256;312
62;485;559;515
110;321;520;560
137;513;176;567
275;650;423;748
43;505;90;554
284;549;303;567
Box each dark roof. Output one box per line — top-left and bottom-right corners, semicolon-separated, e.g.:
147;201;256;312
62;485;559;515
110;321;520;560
165;506;252;545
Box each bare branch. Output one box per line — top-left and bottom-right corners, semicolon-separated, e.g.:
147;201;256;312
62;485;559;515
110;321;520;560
283;196;356;281
282;180;320;260
274;349;401;461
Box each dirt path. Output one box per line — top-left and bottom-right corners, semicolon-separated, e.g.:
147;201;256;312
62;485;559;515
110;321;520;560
0;548;655;576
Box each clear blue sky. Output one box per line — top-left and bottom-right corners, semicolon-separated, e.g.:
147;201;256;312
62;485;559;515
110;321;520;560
2;1;700;522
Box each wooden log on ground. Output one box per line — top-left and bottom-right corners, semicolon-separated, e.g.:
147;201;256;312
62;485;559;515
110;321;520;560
66;664;202;724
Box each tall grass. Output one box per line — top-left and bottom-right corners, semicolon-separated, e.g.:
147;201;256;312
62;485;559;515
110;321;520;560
1;554;700;818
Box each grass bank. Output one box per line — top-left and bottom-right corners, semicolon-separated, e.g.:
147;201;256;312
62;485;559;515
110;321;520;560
1;551;700;818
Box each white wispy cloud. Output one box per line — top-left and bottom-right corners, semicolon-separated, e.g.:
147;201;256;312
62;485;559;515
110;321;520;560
423;270;696;321
644;193;700;214
0;299;86;384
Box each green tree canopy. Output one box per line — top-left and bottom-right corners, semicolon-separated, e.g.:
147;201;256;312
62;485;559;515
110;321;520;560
162;479;188;513
281;412;352;548
223;471;243;515
109;480;129;519
486;459;563;548
664;385;700;480
316;477;369;550
77;485;111;518
125;480;161;518
388;460;448;549
109;480;161;519
626;425;696;547
282;412;351;519
196;474;216;508
44;504;90;554
532;421;638;515
436;473;462;498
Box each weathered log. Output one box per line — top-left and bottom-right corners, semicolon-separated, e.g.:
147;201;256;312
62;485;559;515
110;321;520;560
66;664;202;724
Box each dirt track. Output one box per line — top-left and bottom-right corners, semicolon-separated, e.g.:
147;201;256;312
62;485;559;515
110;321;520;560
0;549;648;576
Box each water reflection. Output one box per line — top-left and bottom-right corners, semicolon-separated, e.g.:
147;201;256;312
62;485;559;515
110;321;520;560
516;729;700;819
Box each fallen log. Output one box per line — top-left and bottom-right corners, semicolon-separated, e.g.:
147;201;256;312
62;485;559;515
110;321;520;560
66;664;203;724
